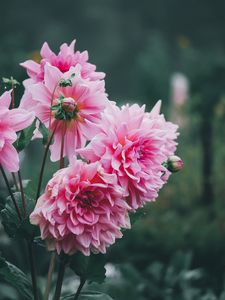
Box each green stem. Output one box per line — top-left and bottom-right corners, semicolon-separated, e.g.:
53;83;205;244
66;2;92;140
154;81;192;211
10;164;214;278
12;172;19;191
11;77;15;109
27;241;39;300
35;124;57;202
0;164;22;221
18;170;27;217
53;256;67;300
43;252;57;300
60;123;66;169
74;278;86;300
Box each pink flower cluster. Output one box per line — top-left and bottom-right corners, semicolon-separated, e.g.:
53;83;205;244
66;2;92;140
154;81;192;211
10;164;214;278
12;40;180;256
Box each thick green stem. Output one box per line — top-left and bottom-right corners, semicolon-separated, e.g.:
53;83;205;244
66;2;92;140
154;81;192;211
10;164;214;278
12;172;19;191
53;256;67;300
11;77;15;109
74;278;86;300
27;241;39;300
60;123;66;169
44;252;57;300
35;125;57;202
18;170;27;217
0;164;22;221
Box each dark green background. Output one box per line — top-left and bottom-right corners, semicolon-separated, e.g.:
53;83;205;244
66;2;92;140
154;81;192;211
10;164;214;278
1;1;225;299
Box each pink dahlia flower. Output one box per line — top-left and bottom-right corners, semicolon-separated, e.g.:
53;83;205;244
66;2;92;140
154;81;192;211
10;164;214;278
78;101;178;210
21;40;105;83
30;159;130;256
0;91;34;172
26;64;108;161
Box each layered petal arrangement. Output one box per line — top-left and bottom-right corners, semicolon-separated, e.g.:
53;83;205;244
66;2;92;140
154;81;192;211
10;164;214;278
30;159;130;255
78;101;178;210
0;38;182;300
26;64;108;161
20;41;108;161
0;91;34;172
20;40;105;82
10;40;182;257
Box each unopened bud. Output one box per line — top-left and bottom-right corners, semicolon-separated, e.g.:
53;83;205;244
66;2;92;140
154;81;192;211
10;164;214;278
167;155;183;173
62;97;76;112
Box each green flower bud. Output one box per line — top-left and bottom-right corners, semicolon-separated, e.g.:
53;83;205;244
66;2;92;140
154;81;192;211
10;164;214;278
167;155;183;173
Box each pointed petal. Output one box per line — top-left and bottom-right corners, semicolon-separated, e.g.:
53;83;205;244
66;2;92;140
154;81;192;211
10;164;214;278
40;42;54;58
0;90;12;108
0;142;19;172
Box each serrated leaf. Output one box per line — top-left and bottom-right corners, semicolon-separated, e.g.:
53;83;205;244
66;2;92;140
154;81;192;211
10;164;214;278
62;291;114;300
38;121;49;145
0;192;38;239
0;256;32;300
70;252;106;283
16;120;36;152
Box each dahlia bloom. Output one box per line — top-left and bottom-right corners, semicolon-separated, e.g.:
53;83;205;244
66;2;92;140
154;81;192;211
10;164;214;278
0;91;34;172
20;40;105;82
26;64;108;161
78;101;178;210
30;159;130;256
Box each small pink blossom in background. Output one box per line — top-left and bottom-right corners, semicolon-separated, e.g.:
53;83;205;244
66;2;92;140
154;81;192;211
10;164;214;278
20;40;105;83
171;73;189;106
25;64;108;161
78;101;178;210
0;91;34;172
30;159;130;256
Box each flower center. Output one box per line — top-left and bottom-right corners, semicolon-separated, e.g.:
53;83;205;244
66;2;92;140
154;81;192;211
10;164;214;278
51;96;79;121
75;190;95;209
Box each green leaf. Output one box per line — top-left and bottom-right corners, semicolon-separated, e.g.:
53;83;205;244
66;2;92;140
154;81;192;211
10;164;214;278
0;256;32;300
16;119;36;152
62;291;114;300
70;252;106;283
0;192;38;239
38;121;49;145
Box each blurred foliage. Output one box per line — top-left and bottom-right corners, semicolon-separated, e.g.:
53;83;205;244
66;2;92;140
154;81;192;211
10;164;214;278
1;0;225;299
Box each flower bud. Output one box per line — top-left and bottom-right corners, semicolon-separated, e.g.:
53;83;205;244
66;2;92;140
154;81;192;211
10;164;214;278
167;155;183;173
62;97;76;112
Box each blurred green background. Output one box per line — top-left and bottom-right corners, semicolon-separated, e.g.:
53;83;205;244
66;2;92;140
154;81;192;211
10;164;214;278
1;0;225;299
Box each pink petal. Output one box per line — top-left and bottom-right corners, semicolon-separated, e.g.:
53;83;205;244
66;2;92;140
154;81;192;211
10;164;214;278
0;90;12;108
0;142;19;172
40;42;54;59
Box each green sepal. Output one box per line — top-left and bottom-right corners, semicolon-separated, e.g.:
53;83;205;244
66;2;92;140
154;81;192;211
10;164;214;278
2;77;20;87
59;78;72;87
